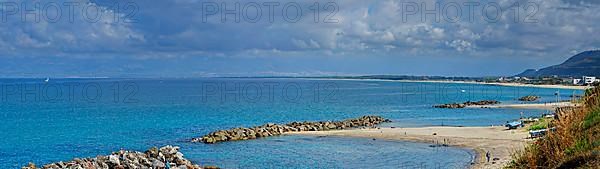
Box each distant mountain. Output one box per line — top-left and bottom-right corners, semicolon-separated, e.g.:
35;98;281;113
517;50;600;77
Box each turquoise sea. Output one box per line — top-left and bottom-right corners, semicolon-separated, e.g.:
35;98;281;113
0;78;584;168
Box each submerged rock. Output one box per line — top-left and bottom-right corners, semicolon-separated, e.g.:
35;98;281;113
192;116;392;144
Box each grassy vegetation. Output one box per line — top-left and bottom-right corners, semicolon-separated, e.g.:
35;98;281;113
508;87;600;168
582;108;600;130
528;118;550;131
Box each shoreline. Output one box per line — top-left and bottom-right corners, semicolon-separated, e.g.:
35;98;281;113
467;101;578;110
298;78;590;90
290;126;529;169
480;82;591;90
393;80;590;90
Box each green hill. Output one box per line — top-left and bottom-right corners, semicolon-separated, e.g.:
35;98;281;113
518;50;600;77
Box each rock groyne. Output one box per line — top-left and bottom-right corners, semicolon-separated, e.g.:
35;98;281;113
192;116;391;144
434;100;500;109
22;146;215;169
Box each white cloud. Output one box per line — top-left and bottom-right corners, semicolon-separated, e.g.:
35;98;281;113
0;0;143;56
446;39;474;52
0;0;599;63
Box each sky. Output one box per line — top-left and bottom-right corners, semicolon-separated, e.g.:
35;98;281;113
0;0;599;77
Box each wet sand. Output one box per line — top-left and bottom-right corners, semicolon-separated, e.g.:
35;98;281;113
291;126;529;169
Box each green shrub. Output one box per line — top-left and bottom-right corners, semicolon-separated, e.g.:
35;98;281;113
565;138;591;155
529;118;549;131
582;108;600;130
509;87;600;168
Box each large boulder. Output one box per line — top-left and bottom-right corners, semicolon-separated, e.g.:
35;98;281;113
24;146;205;169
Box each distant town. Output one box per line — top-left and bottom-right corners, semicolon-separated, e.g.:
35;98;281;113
247;75;600;87
494;75;599;86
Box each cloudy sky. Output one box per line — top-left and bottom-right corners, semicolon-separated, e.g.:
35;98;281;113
0;0;599;77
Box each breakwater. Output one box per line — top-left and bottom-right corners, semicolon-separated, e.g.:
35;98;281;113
192;116;391;144
21;146;215;169
434;100;500;109
518;95;540;101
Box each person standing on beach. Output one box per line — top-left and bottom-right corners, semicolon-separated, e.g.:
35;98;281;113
486;151;491;162
520;112;524;119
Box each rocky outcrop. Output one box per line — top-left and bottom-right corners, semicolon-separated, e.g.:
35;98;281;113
434;100;500;109
434;103;468;109
22;146;214;169
192;116;391;144
519;95;540;102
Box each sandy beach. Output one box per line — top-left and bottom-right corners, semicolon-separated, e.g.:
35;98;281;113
397;80;591;90
482;82;591;90
467;101;579;110
306;78;591;90
291;126;529;169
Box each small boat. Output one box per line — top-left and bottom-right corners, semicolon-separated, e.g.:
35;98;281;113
44;78;50;83
529;128;556;138
505;121;524;129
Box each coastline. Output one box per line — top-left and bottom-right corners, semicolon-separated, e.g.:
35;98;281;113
396;80;591;90
481;82;591;90
290;126;529;169
11;77;583;168
299;78;591;90
467;102;578;110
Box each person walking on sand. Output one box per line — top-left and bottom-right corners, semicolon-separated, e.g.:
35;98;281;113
486;151;491;163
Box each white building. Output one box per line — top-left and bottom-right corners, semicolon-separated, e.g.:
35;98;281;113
573;78;582;85
583;76;597;85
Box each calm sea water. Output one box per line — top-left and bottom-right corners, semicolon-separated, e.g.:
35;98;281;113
0;78;583;168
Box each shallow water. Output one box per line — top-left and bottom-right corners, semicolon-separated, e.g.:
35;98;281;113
182;135;474;169
0;78;582;168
